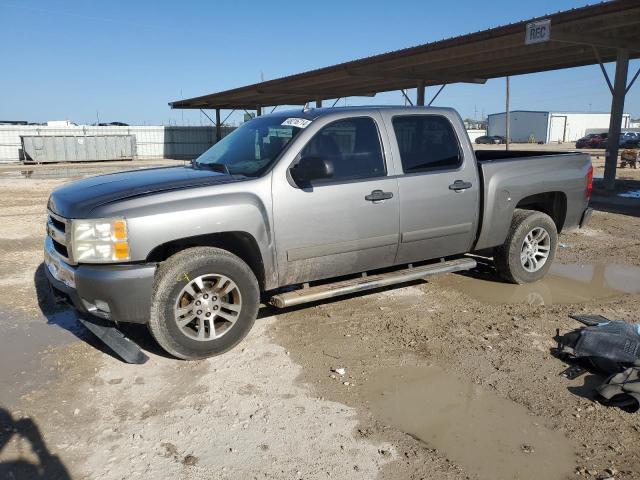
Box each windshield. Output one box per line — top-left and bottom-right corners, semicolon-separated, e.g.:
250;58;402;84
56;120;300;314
193;116;305;177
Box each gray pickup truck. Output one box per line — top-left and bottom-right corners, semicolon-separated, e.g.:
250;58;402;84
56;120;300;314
44;106;593;359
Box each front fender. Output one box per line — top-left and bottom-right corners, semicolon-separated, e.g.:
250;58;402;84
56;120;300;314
90;178;277;289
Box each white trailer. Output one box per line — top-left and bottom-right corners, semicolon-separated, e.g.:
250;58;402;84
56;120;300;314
487;110;631;143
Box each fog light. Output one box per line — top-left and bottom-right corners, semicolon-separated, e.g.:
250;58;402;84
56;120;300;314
94;299;111;313
81;298;111;319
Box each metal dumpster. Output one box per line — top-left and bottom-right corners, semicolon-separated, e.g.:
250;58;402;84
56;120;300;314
21;135;137;163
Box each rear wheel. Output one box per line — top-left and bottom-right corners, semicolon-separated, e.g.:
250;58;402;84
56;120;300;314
494;209;558;284
149;247;259;359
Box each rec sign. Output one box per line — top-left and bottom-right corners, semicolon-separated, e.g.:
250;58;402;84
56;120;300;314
525;19;551;44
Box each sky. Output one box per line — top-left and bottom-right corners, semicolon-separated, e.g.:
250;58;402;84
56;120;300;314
1;0;638;126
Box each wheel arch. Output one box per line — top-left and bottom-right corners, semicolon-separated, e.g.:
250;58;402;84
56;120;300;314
147;231;267;291
515;191;567;232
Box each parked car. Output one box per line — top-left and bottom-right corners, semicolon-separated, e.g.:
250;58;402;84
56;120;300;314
45;106;593;359
576;134;599;148
475;135;506;144
621;132;640;148
599;133;640;149
576;133;608;148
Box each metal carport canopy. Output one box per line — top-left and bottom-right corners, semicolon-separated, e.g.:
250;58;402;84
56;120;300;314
169;1;639;110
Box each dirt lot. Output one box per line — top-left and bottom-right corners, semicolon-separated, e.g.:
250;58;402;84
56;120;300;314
1;160;639;480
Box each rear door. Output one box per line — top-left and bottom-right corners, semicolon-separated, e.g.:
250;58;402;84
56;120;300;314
272;113;400;286
381;111;480;264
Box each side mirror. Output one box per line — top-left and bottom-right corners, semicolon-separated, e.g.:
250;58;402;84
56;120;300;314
290;156;334;185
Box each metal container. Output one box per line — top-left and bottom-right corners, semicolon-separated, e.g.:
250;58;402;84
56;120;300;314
21;135;137;163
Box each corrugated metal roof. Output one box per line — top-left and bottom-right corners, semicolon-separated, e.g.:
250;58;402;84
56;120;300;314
170;1;640;110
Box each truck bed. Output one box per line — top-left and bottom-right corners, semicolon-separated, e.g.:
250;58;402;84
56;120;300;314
473;150;592;251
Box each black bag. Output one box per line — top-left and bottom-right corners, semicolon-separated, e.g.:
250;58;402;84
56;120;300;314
557;315;640;412
556;314;640;374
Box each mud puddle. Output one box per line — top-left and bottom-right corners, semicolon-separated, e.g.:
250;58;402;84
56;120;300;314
0;306;81;406
363;366;574;480
435;263;640;305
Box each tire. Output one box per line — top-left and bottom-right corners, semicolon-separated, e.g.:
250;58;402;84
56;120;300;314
493;209;558;284
148;247;259;360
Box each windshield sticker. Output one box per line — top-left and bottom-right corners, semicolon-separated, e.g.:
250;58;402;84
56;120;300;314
281;118;312;129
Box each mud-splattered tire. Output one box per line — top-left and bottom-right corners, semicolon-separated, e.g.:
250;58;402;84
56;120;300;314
148;247;259;360
494;209;558;284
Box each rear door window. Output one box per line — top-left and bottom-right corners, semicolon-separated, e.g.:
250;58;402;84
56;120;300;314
392;115;462;173
300;117;386;182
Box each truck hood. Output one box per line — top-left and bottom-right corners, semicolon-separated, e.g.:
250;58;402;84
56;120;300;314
48;165;240;218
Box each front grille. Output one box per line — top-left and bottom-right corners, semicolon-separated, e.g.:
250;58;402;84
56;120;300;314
52;238;69;258
50;215;66;232
47;211;73;264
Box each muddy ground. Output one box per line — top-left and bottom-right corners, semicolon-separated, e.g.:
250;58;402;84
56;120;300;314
0;160;639;480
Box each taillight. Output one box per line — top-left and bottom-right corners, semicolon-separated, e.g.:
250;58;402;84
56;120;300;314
585;164;593;199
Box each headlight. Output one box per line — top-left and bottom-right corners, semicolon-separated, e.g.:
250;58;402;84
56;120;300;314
71;218;130;263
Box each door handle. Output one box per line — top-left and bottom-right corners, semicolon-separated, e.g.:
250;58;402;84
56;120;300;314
365;189;393;202
449;180;472;192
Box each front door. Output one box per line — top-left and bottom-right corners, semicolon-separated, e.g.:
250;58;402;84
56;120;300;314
382;113;479;265
272;114;400;286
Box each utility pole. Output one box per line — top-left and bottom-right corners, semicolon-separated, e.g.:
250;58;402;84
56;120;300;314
505;76;510;151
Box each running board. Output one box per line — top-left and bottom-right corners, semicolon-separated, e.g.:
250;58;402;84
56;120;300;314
269;257;477;309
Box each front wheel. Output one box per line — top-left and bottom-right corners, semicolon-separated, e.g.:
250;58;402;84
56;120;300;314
148;247;259;359
494;209;558;284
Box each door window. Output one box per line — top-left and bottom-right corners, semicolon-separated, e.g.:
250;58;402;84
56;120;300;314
392;115;462;173
300;117;385;182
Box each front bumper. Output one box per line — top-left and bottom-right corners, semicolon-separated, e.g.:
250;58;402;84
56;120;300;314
44;237;156;324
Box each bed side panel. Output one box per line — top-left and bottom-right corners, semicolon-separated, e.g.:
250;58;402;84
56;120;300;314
474;153;590;250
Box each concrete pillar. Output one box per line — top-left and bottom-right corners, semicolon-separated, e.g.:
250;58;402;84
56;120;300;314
316;99;323;108
256;106;262;117
416;80;425;106
604;49;630;191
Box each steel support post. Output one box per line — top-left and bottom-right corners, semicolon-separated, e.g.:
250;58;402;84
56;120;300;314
505;76;510;151
416;80;425;106
604;49;630;191
215;108;221;142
